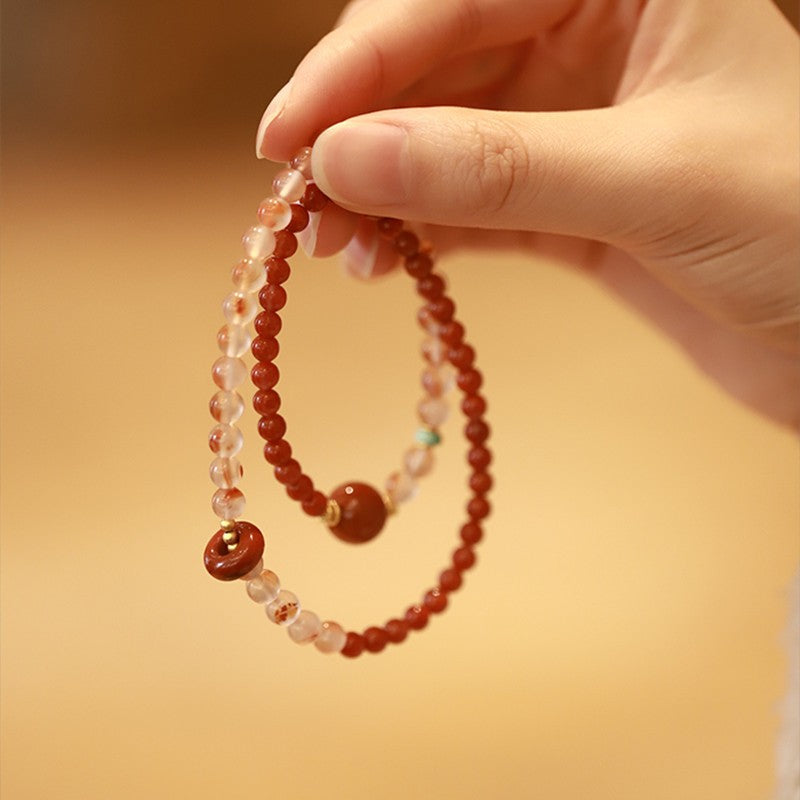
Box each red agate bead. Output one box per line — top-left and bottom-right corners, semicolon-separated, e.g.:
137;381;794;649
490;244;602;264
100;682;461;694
328;482;387;544
203;521;264;581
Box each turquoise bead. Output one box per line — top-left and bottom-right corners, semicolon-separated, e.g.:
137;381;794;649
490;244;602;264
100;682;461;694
415;428;441;447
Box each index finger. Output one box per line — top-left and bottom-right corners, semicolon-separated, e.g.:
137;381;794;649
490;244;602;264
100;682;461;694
256;0;573;160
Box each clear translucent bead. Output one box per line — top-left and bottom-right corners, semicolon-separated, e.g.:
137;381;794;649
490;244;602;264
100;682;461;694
230;258;266;292
208;423;243;457
242;224;276;260
421;337;446;366
403;446;434;478
216;324;251;357
240;559;264;582
246;569;281;603
211;487;246;519
212;356;247;390
209;457;243;489
290;147;313;179
421;365;455;398
314;621;347;654
418;307;443;336
266;590;301;626
209;390;244;424
287;610;322;644
272;169;306;203
385;470;418;504
222;292;258;326
418;397;449;427
257;196;292;230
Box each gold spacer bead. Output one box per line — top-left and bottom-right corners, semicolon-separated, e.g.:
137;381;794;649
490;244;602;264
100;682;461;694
220;519;236;531
382;492;397;517
226;541;239;553
323;499;341;528
222;530;238;545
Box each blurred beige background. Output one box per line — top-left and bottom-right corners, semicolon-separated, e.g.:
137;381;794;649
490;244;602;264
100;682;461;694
1;2;798;799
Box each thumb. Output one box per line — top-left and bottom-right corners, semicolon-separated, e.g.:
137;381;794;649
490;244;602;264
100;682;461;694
311;104;671;246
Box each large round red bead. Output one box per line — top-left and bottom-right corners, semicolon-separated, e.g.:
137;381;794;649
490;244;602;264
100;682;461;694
328;481;387;544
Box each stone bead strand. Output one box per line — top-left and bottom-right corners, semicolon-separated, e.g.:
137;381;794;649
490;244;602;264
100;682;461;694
203;147;491;657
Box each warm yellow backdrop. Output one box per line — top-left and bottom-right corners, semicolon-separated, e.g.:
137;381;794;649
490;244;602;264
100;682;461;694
1;3;798;799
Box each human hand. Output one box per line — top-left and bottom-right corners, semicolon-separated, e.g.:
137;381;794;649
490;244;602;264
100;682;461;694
256;0;800;430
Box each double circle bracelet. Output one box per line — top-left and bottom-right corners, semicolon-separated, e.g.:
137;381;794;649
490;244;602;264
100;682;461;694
203;146;492;658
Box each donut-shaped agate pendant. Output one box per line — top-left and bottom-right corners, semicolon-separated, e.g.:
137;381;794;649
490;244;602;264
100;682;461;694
204;521;265;580
327;482;387;544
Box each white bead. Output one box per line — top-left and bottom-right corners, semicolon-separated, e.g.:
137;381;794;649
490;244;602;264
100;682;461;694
314;621;347;654
272;169;306;202
287;610;322;644
404;447;434;478
209;390;245;424
246;569;280;603
217;325;251;357
231;258;266;292
208;423;243;457
421;337;446;365
266;590;301;626
242;224;276;260
222;292;258;325
418;397;449;427
385;470;418;504
212;356;247;390
209;457;243;489
257;196;293;230
211;488;246;519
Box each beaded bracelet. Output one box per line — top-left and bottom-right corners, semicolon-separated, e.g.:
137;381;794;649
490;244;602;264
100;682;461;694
203;147;491;657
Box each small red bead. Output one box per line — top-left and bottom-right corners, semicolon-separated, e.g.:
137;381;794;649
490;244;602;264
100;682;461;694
465;419;489;444
341;632;365;658
384;618;409;643
404;604;429;630
469;471;492;494
328;482;387;544
251;336;279;362
457;369;483;394
257;414;287;441
285;205;309;234
453;546;477;572
264;439;292;466
259;284;287;312
251;362;279;390
424;588;448;614
467;495;491;520
255;311;281;337
253;389;280;416
394;230;419;256
449;344;475;370
302;490;327;516
461;394;486;418
300;183;329;212
439;568;463;593
404;252;433;278
274;459;302;485
460;521;483;545
363;626;389;653
428;296;455;322
377;217;403;238
273;230;298;258
468;446;492;471
286;474;314;501
416;274;445;300
265;257;291;284
440;321;465;346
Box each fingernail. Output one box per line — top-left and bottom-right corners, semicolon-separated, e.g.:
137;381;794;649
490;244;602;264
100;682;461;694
255;80;292;159
312;121;408;207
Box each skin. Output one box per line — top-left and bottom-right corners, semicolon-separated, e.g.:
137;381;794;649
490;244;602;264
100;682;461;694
257;0;800;430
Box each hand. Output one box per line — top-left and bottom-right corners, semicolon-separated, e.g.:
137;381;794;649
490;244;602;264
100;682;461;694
256;0;800;431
